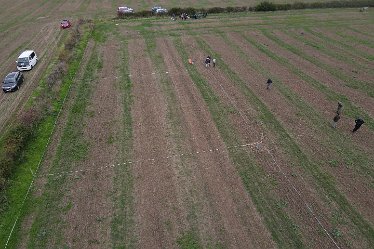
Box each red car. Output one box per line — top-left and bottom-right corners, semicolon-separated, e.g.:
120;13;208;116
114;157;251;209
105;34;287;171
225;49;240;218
60;19;71;29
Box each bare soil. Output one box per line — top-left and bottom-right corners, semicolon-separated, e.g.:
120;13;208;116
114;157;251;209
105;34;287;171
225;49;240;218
255;29;374;118
128;38;183;248
182;34;344;248
63;38;123;248
222;31;374;224
157;37;276;248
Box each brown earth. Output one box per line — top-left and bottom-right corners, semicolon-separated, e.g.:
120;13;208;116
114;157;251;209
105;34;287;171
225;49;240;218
157;37;276;248
309;27;374;72
276;28;373;84
185;32;372;248
221;31;374;223
313;27;374;68
3;7;373;249
291;28;373;78
181;34;343;248
128;38;184;248
63;38;123;248
249;29;374;119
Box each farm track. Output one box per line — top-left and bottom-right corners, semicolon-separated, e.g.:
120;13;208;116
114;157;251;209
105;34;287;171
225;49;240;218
0;22;61;135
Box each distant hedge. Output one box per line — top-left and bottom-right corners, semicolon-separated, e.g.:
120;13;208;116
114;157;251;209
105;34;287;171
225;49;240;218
116;0;373;19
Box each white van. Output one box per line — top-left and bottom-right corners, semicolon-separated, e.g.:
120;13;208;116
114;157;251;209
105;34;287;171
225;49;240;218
16;50;38;71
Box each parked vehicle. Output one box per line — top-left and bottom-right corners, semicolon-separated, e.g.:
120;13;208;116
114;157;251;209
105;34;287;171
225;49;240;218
152;6;167;14
60;19;71;29
2;71;24;93
16;50;38;71
117;6;134;14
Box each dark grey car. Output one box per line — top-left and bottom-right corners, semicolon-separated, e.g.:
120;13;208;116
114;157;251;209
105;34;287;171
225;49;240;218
2;71;24;92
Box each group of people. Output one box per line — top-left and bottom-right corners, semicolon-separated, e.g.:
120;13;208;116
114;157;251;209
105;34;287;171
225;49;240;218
180;13;189;20
332;102;365;132
205;56;216;68
266;80;365;133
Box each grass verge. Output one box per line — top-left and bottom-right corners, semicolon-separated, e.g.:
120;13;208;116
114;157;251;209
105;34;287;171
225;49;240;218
0;23;93;248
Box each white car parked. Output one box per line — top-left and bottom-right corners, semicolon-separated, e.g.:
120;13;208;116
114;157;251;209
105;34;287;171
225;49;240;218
16;50;38;71
117;6;134;14
152;6;167;14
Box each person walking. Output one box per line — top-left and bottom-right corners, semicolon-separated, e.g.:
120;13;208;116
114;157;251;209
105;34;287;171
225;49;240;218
336;101;343;115
212;58;216;67
352;118;365;132
332;113;340;128
266;78;273;90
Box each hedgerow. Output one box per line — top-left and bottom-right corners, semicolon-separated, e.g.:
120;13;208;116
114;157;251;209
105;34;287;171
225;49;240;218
115;0;373;19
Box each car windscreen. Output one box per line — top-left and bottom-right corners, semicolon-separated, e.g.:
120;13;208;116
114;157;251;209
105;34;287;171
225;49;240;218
4;77;16;84
18;57;29;62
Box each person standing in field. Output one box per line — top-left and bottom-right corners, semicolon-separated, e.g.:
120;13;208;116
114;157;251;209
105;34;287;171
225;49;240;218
352;118;364;133
212;58;216;67
266;78;273;90
336;102;343;115
332;113;340;128
205;56;211;67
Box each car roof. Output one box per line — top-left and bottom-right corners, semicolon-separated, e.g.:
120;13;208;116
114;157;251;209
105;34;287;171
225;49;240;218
5;72;18;78
18;50;35;58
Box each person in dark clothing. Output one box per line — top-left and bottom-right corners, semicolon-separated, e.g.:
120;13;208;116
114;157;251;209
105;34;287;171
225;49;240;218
352;118;364;132
332;114;340;128
266;78;273;90
205;56;211;67
336;102;343;115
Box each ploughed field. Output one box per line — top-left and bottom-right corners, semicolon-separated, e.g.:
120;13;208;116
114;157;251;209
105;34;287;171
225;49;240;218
0;3;373;249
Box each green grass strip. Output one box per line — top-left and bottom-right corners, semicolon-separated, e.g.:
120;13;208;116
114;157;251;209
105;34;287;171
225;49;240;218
27;45;100;249
174;36;305;249
0;27;92;248
262;29;374;98
110;33;136;248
